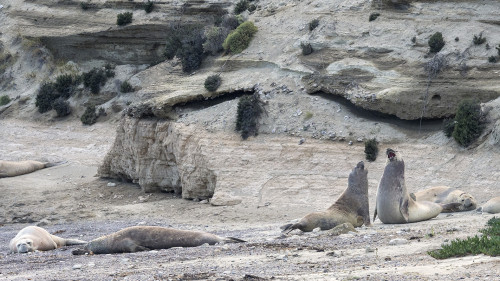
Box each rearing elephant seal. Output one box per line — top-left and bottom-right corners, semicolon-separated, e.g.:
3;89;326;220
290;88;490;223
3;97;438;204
374;149;444;224
9;226;87;253
0;160;66;178
72;226;245;255
412;186;477;212
282;161;370;232
476;196;500;214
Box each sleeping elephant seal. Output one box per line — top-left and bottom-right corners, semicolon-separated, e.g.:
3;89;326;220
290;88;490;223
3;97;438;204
282;161;370;233
476;196;500;214
412;186;477;212
9;226;87;253
0;160;66;178
72;226;245;255
374;149;445;224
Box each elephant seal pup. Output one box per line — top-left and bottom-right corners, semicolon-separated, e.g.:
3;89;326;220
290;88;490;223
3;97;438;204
9;226;87;253
374;149;444;224
282;161;370;233
412;186;477;212
72;226;245;255
476;196;500;214
0;160;66;178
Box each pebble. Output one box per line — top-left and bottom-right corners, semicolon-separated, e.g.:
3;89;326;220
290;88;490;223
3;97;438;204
107;182;116;187
389;238;409;245
72;264;82;270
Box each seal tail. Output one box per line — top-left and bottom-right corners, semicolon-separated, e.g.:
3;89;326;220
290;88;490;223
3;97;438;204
224;237;246;243
476;206;483;213
64;239;88;246
280;223;301;233
440;202;462;212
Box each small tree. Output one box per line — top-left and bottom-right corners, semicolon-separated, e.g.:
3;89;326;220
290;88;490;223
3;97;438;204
117;12;133;26
428;32;445;53
81;105;97;125
204;75;222;92
236;94;263;140
452;99;483;147
35;83;58;113
364;138;379;162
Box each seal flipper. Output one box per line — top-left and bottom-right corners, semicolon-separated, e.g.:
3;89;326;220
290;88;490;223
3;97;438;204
440;202;462;212
400;197;410;222
64;238;87;246
373;203;378;222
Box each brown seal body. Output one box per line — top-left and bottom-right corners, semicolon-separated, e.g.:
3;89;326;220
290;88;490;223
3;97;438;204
413;186;477;212
0;160;65;178
72;226;245;255
477;196;500;214
374;149;443;224
9;226;87;253
282;161;370;232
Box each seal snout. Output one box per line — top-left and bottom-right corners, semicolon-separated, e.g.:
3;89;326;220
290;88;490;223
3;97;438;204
17;243;31;253
356;161;365;170
386;148;397;161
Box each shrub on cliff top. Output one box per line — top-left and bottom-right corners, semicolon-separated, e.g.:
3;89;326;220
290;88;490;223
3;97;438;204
428;32;445;53
204;75;222;92
117;12;133;26
223;21;258;54
81;105;97;125
52;98;72;117
0;95;11;106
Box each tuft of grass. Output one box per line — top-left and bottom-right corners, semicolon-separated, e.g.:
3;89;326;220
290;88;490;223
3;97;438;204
0;95;11;106
204;75;222;92
300;42;313;56
120;81;134;93
364;138;379;162
428;217;500;259
117;12;133;26
488;56;498;63
304;111;313;120
473;33;486;45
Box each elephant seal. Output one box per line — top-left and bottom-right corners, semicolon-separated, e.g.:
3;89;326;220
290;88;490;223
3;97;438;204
412;186;477;212
9;226;87;253
72;226;245;255
374;149;445;224
282;161;370;233
0;160;66;178
476;196;500;214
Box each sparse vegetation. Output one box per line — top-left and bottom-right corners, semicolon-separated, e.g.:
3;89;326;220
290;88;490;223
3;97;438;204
236;94;263;140
144;1;154;13
488;56;498;63
81;105;98;125
364;138;379;162
428;217;500;259
203;26;227;55
222;21;258;54
300;42;313;56
80;2;90;10
163;25;205;73
428;32;445;53
120;81;134;93
473;33;486;45
54;74;77;99
452;99;483;147
248;4;257;12
52;98;72;117
0;95;11;106
234;0;249;14
304;112;313;120
369;13;380;22
204;75;222;92
35;83;58;113
309;19;319;31
117;12;133;26
82;67;113;94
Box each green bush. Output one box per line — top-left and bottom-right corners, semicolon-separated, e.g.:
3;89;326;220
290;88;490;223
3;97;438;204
452;99;483;147
369;13;380;22
82;68;110;94
301;42;313;55
120;81;134;93
473;33;486;45
222;21;258;54
236;95;262;140
248;4;257;12
442;118;455;137
117;12;133;26
204;75;222;92
81;105;97;125
428;32;445;53
428;217;500;259
488;56;498;63
309;19;319;31
144;1;154;13
221;15;240;30
0;95;11;106
52;98;71;117
364;138;379;162
54;74;77;99
35;83;58;113
80;2;90;10
177;29;205;73
164;29;183;60
234;0;249;14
